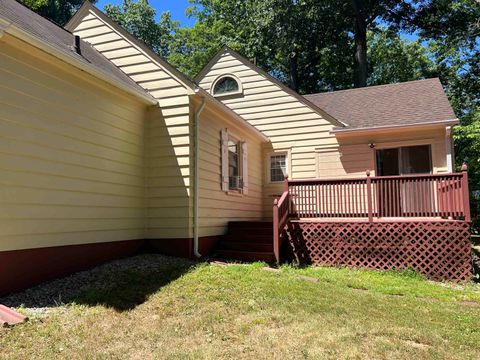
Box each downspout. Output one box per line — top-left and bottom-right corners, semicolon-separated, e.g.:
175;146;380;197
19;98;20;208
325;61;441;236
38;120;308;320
193;93;206;258
445;126;454;172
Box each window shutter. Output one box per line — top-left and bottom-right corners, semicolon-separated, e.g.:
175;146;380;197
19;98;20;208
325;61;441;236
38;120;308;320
221;128;229;191
242;141;248;195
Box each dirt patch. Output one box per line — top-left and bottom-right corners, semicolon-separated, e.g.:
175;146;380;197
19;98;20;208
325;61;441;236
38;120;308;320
347;285;369;292
416;296;441;303
402;339;432;350
458;300;480;307
297;275;319;283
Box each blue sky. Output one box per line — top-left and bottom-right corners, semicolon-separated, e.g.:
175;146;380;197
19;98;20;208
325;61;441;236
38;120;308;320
94;1;420;42
95;0;195;26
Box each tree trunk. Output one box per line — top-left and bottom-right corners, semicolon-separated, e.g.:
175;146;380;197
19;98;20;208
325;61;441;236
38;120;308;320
289;49;299;92
350;0;367;88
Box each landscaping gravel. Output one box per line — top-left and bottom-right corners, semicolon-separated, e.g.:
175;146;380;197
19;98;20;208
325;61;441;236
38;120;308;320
0;254;196;315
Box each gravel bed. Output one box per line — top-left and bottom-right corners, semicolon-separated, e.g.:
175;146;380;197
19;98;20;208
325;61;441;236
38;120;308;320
0;254;196;315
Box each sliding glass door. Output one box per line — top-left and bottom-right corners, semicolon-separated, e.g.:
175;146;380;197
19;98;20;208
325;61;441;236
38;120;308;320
376;145;432;217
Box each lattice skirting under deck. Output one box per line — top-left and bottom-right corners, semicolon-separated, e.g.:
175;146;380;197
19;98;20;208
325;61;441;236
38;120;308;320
283;221;472;281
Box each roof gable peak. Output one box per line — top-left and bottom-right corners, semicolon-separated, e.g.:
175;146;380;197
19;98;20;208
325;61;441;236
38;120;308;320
195;45;345;128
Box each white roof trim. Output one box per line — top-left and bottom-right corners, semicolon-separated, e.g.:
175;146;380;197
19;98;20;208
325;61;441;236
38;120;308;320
330;119;460;135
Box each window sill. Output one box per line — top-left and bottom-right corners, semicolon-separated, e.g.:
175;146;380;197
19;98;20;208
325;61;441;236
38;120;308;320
227;189;244;197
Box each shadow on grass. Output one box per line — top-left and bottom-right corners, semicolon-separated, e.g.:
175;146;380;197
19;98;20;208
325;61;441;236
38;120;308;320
0;255;197;312
72;264;194;312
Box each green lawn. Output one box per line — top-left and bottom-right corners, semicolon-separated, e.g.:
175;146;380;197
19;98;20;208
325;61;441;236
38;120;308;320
1;255;480;359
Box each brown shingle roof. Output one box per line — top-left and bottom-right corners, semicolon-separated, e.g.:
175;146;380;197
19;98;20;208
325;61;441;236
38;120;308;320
304;78;457;130
0;0;149;96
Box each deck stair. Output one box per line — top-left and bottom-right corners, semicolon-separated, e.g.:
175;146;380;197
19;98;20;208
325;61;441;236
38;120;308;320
214;221;274;262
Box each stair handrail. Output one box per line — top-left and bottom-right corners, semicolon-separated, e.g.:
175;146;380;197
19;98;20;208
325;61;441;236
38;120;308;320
273;175;290;263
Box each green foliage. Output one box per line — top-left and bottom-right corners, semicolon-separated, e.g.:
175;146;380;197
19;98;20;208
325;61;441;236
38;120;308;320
104;0;179;58
367;29;437;85
20;0;96;25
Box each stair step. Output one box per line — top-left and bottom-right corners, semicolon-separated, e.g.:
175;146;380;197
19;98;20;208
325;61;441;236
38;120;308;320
228;227;272;236
228;221;273;229
215;250;275;262
223;234;272;244
218;241;273;252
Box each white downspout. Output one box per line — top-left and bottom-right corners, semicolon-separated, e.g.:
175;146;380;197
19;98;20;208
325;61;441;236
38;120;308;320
445;126;453;172
193;94;206;258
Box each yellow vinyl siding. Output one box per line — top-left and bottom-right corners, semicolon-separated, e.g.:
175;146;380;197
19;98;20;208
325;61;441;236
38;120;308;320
0;35;147;252
70;9;194;239
197;100;265;237
198;51;336;216
198;50;450;218
334;127;448;177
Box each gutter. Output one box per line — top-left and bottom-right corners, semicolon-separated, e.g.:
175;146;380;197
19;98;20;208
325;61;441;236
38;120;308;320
330;118;460;135
0;19;157;106
193;94;207;258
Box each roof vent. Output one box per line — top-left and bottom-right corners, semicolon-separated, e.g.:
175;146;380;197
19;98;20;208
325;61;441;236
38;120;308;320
72;35;81;55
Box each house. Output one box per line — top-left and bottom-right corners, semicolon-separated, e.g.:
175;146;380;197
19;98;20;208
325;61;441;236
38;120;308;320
0;0;471;295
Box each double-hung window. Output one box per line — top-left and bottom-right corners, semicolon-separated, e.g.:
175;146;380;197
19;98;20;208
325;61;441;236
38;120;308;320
228;139;241;189
221;129;248;194
269;153;288;183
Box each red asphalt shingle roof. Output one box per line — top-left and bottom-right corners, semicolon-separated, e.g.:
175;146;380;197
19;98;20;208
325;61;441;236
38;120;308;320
304;78;457;130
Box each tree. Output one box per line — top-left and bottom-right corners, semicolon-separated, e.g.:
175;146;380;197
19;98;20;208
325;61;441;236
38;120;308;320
169;0;354;92
105;0;179;58
20;0;96;26
367;28;437;85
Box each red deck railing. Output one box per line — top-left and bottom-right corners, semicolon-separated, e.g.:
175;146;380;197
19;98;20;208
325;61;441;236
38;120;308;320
288;167;471;221
273;166;471;263
273;178;289;263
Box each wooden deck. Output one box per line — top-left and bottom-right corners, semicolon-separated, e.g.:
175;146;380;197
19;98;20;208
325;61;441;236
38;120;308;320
269;169;473;280
213;169;472;280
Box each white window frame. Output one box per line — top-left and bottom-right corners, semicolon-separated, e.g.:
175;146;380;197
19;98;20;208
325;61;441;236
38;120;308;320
227;135;243;191
267;151;289;184
221;128;248;195
211;74;243;98
375;144;433;176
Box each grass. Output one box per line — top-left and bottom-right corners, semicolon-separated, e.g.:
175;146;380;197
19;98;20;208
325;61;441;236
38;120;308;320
1;256;480;359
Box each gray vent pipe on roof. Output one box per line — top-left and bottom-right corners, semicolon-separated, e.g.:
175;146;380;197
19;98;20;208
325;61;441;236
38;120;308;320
73;35;81;55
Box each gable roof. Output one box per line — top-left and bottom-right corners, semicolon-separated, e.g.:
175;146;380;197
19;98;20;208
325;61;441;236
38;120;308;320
0;0;156;104
194;45;346;128
304;78;458;131
66;2;267;141
66;1;198;92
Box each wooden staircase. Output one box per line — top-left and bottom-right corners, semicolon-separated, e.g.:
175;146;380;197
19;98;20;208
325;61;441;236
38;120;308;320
214;221;274;262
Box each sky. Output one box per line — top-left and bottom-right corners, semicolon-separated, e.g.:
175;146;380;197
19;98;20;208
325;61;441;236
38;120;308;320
95;0;195;26
94;1;421;42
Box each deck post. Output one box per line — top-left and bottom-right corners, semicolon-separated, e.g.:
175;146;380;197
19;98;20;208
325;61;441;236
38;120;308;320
284;174;289;212
366;170;373;222
461;163;471;222
273;199;280;263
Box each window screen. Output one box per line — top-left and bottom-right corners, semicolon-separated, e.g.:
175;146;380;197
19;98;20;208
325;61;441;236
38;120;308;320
228;140;240;189
270;154;287;182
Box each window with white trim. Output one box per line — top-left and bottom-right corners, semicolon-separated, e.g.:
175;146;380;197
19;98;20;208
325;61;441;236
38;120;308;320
228;139;241;189
376;145;432;176
269;153;287;182
221;129;248;194
212;75;243;97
